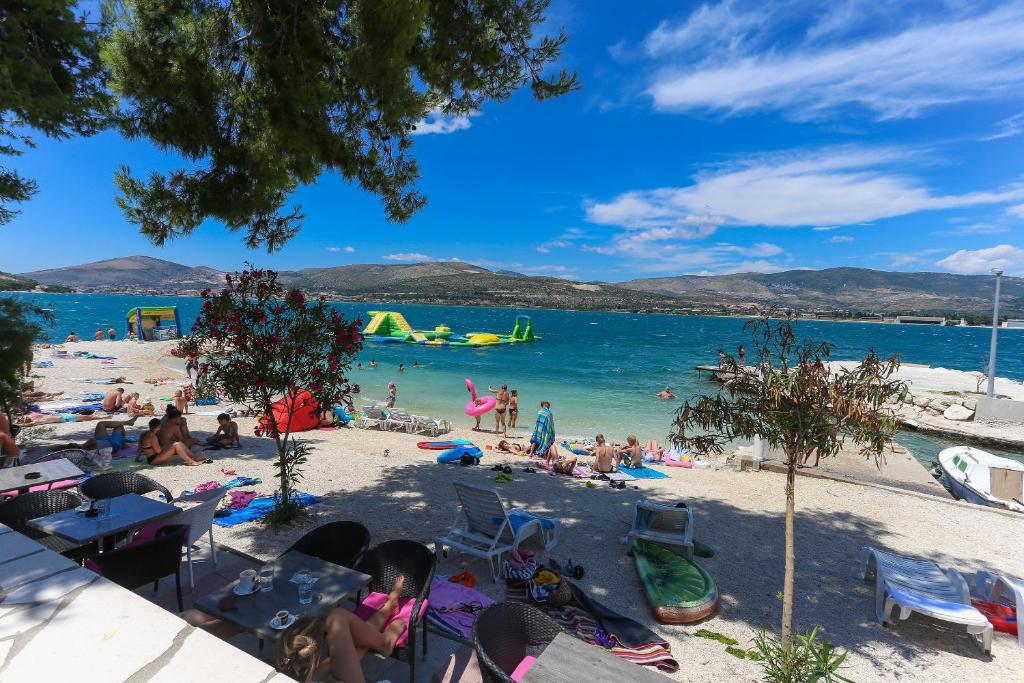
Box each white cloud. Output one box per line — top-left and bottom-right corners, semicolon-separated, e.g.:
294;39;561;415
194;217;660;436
945;222;1010;235
345;246;355;253
581;244;617;255
1007;204;1024;218
883;248;947;268
981;112;1024;141
384;252;432;262
410;110;476;136
936;244;1024;275
647;4;1024;120
326;245;355;253
586;147;1024;231
644;0;766;57
828;235;854;243
326;246;341;252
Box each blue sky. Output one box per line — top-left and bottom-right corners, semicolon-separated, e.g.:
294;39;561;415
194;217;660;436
4;0;1024;279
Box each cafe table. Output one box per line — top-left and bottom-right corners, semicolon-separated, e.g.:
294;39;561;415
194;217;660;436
520;632;669;683
0;458;84;495
27;492;179;545
195;550;372;642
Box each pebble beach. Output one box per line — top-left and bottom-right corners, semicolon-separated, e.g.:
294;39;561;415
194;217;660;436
16;340;1024;682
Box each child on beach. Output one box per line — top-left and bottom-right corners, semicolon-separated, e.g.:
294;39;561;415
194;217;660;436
174;388;189;414
184;353;199;378
386;382;397;408
207;413;240;448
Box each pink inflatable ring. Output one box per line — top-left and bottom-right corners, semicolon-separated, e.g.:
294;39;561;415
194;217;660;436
464;378;497;416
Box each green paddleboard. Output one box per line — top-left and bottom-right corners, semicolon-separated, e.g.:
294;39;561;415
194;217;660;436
631;537;719;624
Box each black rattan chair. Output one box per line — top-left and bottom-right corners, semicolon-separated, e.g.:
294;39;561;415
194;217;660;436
18;448;93;469
80;471;172;502
472;602;562;683
0;489;98;560
284;521;370;569
87;524;188;611
356;540;436;683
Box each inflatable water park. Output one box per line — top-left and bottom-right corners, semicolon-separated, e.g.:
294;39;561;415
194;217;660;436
362;311;537;347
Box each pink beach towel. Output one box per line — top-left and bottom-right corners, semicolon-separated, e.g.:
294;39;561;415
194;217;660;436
353;593;428;648
426;579;496;640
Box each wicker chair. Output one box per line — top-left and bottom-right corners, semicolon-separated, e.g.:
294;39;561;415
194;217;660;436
356;540;436;683
87;524;188;611
284;521;370;569
0;489;98;559
18;448;93;469
80;471;173;502
473;602;562;683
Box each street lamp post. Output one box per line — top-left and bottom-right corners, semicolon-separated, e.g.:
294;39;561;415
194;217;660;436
986;268;1003;398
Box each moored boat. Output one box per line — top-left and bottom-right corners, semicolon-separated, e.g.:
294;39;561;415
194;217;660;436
938;446;1024;513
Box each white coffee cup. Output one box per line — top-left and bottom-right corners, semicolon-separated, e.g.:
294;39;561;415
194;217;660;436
238;569;257;592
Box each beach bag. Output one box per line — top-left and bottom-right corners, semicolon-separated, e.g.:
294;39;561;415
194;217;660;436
459;453;480;466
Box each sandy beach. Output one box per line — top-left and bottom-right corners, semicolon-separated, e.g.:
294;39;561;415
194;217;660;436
16;340;1024;682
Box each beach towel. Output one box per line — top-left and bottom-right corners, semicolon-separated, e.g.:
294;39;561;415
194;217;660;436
506;580;679;673
619;464;670;480
529;408;555;456
228;490;258;509
212;492;319;527
181;476;261;496
508;509;558;534
426;579;496;640
560;441;590;456
34;361;54;368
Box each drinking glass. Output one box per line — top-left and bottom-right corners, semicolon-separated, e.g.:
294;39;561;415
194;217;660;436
298;579;314;605
258;566;274;592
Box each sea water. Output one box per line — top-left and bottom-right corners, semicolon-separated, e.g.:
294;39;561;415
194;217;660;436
7;292;1024;461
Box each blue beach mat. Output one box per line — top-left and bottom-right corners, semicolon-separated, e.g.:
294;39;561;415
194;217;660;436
437;444;482;463
619;464;670;480
213;492;319;527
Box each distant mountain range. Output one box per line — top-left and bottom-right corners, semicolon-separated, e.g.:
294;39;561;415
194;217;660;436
14;256;1024;317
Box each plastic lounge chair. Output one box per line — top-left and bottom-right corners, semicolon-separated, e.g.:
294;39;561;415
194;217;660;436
473;602;561;683
173;489;227;588
357;406;385;430
411;414;450;437
80;471;173;502
858;546;992;653
355;540;435;683
284;520;370;569
435;483;559;582
627;499;694;560
977;570;1024;649
384;409;417;433
87;524;189;612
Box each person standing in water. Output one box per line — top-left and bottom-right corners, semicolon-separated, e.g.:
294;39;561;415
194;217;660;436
386;381;397;408
488;384;510;435
738;344;746;367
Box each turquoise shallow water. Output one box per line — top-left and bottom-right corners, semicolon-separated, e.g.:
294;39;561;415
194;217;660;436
7;292;1024;451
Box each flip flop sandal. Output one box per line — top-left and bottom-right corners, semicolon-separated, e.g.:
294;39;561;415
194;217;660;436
522;467;537;473
491;465;503;471
502;465;513;474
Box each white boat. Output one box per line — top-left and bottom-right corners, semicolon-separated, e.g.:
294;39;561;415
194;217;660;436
938;446;1024;513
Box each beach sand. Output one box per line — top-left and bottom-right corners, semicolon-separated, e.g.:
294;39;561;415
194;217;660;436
17;341;1024;682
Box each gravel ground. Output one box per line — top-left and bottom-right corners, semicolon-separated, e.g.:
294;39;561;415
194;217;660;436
18;341;1024;682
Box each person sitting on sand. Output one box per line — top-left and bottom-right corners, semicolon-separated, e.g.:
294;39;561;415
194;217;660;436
657;386;676;400
173;388;189;414
94;329;105;341
107;327;117;341
102;387;125;412
50;416;139;453
207;413;241;448
592;434;619;473
137;417;208;465
160;406;201;448
65;331;79;343
0;412;19;462
525;401;555;456
183;576;408;682
123;392;144;416
618;435;642;467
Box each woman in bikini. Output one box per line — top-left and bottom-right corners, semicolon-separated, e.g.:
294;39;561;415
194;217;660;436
488;384;510;436
136;417;207;465
508;389;519;429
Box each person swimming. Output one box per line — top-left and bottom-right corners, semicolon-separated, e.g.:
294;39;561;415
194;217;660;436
657;386;676;399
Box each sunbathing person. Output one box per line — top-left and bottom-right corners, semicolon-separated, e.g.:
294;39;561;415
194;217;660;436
137;418;207;465
160;406;201;448
0;412;19;461
102;387;125;412
495;439;524;454
49;416;139;452
207;413;240;447
183;575;408;683
19;412;109;426
592;434;619;473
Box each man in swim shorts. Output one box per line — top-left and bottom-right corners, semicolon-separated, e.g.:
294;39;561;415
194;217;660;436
102;387;126;412
49;416;139;452
592;434;618;473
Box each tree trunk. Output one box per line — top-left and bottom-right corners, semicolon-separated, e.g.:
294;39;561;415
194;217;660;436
781;456;797;648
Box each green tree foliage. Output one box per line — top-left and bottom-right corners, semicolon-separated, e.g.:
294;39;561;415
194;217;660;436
0;297;53;410
180;265;362;525
103;0;578;251
0;1;109;224
671;313;907;647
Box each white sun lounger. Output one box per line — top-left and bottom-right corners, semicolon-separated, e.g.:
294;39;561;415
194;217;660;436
434;483;559;582
627;499;694;560
977;570;1024;649
859;547;992;653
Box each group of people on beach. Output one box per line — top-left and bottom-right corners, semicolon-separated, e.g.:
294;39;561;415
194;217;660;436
64;327;119;343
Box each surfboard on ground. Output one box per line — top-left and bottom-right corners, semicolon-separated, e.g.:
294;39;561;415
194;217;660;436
631;538;718;624
418;440;474;450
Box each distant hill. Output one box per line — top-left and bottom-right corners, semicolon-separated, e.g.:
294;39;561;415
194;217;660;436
23;256;225;292
0;270;72;293
619;267;1024;316
17;258;1024;316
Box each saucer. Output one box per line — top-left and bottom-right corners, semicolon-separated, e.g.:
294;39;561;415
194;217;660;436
270;613;297;630
232;584;259;596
